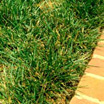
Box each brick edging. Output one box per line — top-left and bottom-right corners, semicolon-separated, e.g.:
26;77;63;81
70;32;104;104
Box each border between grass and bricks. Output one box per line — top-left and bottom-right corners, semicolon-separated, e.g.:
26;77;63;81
70;31;104;104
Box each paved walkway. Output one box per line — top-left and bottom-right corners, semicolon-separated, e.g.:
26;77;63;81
70;31;104;104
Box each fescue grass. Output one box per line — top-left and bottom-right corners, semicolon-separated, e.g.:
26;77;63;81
0;0;104;103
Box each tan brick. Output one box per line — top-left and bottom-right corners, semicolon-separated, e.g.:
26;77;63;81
98;41;104;46
88;58;104;68
70;96;98;104
77;75;104;101
100;34;104;39
98;34;104;45
94;47;104;56
85;58;104;76
86;67;104;76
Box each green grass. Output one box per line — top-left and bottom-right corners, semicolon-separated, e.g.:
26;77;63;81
0;0;104;103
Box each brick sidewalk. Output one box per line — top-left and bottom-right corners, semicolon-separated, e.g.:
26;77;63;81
70;31;104;104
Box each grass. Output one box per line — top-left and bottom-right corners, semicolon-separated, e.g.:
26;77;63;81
0;0;104;103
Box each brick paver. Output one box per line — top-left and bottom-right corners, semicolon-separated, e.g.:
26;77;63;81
70;32;104;104
86;58;104;76
94;46;104;56
70;96;98;104
77;75;104;101
94;47;104;56
99;33;104;39
86;66;104;76
88;58;104;67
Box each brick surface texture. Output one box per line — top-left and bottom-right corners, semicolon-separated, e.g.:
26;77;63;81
70;33;104;104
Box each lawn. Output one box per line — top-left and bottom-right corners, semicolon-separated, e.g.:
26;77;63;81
0;0;104;103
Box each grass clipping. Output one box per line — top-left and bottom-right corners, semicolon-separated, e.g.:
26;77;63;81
0;0;104;104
